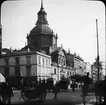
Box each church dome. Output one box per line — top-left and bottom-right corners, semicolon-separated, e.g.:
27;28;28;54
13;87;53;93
30;24;53;35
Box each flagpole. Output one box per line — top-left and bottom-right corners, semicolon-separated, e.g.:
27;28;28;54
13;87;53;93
96;19;100;81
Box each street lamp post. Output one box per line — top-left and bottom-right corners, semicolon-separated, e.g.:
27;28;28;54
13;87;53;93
96;19;100;81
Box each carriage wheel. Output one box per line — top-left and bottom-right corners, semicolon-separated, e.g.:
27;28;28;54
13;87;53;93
21;91;30;102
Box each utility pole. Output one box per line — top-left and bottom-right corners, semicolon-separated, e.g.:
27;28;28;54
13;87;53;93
96;19;100;81
0;25;2;58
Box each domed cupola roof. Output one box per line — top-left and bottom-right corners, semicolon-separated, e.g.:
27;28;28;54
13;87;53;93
30;0;54;35
30;24;54;35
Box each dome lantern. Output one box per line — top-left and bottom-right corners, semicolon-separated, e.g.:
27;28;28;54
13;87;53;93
36;0;48;25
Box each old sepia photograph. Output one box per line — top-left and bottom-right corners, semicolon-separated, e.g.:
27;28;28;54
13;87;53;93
0;0;105;105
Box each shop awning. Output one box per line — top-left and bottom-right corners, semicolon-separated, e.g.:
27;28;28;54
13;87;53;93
0;73;6;82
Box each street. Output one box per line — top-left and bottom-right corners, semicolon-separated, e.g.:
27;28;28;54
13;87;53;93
11;88;96;105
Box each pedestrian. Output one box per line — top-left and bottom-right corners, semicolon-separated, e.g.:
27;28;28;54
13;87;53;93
2;82;14;105
53;82;60;100
81;72;90;96
71;80;75;92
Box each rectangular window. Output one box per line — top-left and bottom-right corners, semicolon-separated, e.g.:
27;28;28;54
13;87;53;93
15;57;19;65
46;60;48;66
64;59;66;65
70;72;71;76
54;68;56;74
38;56;41;64
67;71;69;76
26;56;30;65
43;59;44;65
48;60;50;66
38;66;41;75
58;56;61;64
26;66;31;76
5;67;9;76
15;66;20;76
5;58;9;65
49;60;51;66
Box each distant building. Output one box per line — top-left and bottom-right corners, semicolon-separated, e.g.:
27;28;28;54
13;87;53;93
84;62;92;78
91;65;98;82
74;54;85;75
91;64;104;82
66;52;75;76
66;51;85;76
51;46;67;81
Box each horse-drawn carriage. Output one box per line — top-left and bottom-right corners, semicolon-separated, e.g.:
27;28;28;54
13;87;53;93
2;75;47;103
18;78;48;103
20;81;47;102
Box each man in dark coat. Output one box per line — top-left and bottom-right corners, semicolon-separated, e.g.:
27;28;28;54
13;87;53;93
82;72;90;96
2;82;14;105
71;80;76;92
53;82;60;99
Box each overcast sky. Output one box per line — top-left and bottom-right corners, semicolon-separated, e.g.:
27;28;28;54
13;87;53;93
1;0;105;67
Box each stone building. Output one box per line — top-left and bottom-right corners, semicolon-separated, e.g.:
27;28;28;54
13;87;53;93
91;64;104;82
66;51;75;76
0;51;51;81
0;1;86;83
74;54;85;75
51;46;67;81
66;51;85;76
